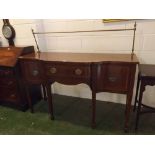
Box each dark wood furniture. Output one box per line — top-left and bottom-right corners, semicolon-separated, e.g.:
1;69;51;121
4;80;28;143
19;52;139;131
0;46;42;111
134;64;155;131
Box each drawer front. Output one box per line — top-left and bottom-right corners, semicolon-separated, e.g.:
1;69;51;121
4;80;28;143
0;68;14;77
4;91;19;102
45;62;91;84
0;77;16;87
20;60;44;84
95;63;130;93
0;86;19;102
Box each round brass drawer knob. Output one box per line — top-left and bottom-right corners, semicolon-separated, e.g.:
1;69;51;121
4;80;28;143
75;68;82;75
108;76;117;82
5;71;11;76
50;67;57;74
10;94;16;98
32;70;39;76
8;81;13;85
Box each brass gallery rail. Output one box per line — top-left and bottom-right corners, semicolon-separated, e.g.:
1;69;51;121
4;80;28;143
31;22;137;56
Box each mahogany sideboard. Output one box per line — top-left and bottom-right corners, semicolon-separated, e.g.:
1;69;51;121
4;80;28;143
19;52;139;132
0;46;42;110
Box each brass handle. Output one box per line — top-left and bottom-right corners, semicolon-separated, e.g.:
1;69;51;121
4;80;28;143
5;71;11;76
10;94;16;98
8;81;13;85
75;68;82;75
108;76;117;82
50;67;57;74
32;70;39;76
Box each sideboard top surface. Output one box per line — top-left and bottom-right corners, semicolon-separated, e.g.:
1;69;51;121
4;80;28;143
19;52;139;64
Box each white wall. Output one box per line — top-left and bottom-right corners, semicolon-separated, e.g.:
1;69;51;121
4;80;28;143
0;19;155;106
0;19;47;51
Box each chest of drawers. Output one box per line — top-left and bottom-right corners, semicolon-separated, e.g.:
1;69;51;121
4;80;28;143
0;46;42;111
0;67;19;103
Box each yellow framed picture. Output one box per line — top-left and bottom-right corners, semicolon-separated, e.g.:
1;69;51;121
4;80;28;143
103;19;130;23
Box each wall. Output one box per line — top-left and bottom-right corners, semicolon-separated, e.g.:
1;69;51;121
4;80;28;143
0;19;47;51
0;19;155;106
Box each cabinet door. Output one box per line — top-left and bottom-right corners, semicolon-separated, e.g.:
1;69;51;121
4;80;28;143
95;63;131;93
20;60;44;84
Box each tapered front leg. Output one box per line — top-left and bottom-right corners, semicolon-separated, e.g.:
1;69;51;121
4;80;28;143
46;84;54;120
91;91;96;128
124;65;136;132
25;84;34;113
135;83;145;131
133;73;140;112
42;84;47;100
124;93;133;132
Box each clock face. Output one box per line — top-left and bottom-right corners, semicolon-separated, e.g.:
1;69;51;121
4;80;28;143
2;25;13;39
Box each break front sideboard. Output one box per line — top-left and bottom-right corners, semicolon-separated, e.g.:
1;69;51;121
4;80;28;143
19;52;139;132
0;46;42;110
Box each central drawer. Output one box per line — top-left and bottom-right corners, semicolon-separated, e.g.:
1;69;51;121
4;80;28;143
44;62;91;85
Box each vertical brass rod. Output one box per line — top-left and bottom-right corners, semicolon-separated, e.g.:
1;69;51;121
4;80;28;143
131;22;137;58
31;29;40;53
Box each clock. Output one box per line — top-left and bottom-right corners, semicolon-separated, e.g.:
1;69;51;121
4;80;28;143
2;19;15;46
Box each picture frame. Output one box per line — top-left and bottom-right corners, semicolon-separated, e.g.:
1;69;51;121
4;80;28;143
103;19;130;23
